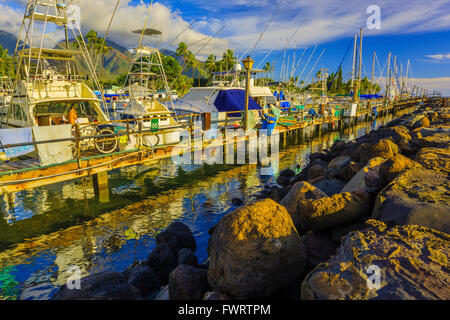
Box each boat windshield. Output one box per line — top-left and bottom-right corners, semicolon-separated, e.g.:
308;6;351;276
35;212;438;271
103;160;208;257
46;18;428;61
34;100;98;117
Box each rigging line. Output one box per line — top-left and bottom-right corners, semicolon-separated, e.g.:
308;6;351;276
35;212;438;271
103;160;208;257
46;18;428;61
169;25;226;89
301;49;326;89
255;38;283;69
94;0;121;72
162;19;197;53
295;44;317;86
250;5;281;57
328;38;353;91
137;0;155;49
291;46;308;78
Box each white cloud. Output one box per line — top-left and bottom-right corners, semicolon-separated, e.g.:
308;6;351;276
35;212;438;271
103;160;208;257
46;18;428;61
1;0;229;58
424;53;450;63
73;0;228;57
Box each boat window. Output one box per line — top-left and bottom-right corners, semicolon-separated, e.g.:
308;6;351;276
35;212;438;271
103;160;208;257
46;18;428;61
34;101;98;117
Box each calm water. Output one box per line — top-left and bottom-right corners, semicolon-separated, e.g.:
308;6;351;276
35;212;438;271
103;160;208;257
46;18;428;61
0;109;413;299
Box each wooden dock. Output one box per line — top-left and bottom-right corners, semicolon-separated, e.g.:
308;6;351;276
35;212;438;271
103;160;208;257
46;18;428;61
0;97;429;195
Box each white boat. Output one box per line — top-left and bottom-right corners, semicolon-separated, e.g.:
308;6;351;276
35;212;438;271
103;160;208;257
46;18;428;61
0;0;109;129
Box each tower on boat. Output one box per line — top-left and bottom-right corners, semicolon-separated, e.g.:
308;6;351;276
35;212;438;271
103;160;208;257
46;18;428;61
1;0;108;128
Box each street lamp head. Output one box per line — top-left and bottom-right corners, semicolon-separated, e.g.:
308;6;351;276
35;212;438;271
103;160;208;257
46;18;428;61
242;56;254;71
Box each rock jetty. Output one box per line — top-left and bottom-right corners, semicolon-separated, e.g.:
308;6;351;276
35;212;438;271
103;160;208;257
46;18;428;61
52;99;450;300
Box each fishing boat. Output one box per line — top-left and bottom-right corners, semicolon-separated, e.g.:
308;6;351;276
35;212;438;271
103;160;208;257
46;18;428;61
110;30;181;147
0;0;109;128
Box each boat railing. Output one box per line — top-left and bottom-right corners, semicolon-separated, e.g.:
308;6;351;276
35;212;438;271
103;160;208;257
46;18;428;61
0;96;426;169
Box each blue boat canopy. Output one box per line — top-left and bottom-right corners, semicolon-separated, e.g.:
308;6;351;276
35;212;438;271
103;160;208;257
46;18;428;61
214;89;262;113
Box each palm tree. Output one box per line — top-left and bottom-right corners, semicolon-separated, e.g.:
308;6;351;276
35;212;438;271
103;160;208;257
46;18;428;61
0;45;12;76
176;42;189;65
222;49;237;71
205;54;217;74
94;38;112;79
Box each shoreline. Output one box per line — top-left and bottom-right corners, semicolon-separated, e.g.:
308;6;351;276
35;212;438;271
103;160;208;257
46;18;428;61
21;98;449;300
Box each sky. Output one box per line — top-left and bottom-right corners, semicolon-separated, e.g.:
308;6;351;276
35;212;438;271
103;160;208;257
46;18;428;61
0;0;449;95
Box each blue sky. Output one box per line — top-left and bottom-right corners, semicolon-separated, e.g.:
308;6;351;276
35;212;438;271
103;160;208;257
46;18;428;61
1;0;449;94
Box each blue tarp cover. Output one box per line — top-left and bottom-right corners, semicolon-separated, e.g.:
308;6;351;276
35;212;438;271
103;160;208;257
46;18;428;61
213;89;262;113
280;101;291;110
0;127;35;159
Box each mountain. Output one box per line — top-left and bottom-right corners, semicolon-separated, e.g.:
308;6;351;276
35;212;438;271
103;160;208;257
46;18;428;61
0;30;19;54
0;29;207;81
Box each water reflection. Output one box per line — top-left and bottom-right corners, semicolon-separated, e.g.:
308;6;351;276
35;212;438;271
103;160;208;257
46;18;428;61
0;109;413;299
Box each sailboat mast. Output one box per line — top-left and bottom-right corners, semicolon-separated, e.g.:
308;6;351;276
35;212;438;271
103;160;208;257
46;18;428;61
351;34;357;90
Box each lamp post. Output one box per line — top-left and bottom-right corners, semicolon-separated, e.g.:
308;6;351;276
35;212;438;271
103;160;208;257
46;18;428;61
242;55;254;131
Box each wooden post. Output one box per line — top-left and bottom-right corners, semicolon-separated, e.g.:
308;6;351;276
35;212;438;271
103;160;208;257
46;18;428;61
93;171;109;203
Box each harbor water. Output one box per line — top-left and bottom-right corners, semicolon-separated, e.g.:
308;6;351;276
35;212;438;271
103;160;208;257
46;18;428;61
0;108;414;299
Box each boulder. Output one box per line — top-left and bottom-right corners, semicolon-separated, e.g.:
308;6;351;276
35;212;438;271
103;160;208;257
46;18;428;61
379;154;422;183
327;156;352;177
169;265;209;300
376;126;415;154
53;271;142;300
415;132;450;149
207;199;307;299
177;248;198;267
202;291;231;300
148;243;178;284
313;178;346;196
156;222;196;254
127;264;161;297
301;221;450;300
308;164;327;180
231;198;244;206
330;222;368;244
279;181;328;227
270;186;292;203
300;232;338;271
337;161;363;182
360;139;399;164
372;169;450;234
154;285;169;300
341;157;386;194
298;192;370;232
415;147;450;173
276;169;296;186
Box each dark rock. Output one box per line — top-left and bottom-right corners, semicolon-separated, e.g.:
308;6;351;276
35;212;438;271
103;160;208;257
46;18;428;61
337;161;363;182
372;168;450;234
276;170;295;186
53;271;142;300
169;265;209;300
270;186;291;203
341;157;387;194
127;264;161;297
156;222;196;253
148;243;178;284
207;199;307;299
308;164;327;180
203;291;231;300
154;285;169;300
231;198;244;206
177;248;198;267
301;232;338;271
330;222;368;244
301;220;450;300
327;156;352;177
313;178;346;196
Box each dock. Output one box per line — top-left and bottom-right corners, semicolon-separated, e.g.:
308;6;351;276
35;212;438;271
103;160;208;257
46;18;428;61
0;97;437;196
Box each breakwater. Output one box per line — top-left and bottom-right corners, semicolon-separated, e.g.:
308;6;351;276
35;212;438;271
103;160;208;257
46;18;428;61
0;102;442;300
